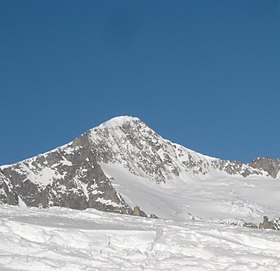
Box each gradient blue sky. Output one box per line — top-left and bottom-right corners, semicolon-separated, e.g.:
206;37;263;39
1;0;280;165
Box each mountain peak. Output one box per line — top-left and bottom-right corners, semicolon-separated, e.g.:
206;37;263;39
97;116;142;130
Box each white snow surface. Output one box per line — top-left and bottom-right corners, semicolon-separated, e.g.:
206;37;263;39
0;205;280;271
100;162;280;224
98;115;139;129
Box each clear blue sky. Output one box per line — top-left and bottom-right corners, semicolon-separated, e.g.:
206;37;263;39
1;0;280;165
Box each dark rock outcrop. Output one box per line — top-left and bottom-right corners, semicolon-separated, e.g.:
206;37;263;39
249;157;280;178
132;206;147;217
0;173;18;205
243;222;258;229
259;216;278;230
0;132;132;214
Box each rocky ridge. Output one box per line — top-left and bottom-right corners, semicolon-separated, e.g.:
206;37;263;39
88;116;277;182
0;131;131;214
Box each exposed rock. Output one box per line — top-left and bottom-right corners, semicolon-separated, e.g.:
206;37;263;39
132;206;147;217
243;222;258;229
0;173;18;206
249;157;280;178
271;218;280;230
259;216;276;230
0;132;132;214
149;213;158;219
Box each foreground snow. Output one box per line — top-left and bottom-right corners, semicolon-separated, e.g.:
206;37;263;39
0;205;280;271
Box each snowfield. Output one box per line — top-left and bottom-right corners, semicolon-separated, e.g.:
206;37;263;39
0;205;280;271
100;162;280;224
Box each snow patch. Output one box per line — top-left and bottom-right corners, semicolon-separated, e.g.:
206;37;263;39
97;115;140;130
96;197;123;208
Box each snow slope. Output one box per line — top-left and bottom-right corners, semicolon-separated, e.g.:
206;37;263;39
0;205;280;271
101;162;280;224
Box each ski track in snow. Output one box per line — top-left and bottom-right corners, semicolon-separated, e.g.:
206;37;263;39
0;205;280;271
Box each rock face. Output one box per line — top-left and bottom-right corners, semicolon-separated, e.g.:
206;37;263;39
0;116;279;214
249;157;280;178
132;206;147;217
0;132;131;214
259;216;279;230
0;172;18;205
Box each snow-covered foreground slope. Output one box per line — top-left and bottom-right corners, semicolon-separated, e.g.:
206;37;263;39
0;205;280;271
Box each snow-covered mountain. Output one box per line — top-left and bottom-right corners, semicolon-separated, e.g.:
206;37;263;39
0;116;279;223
